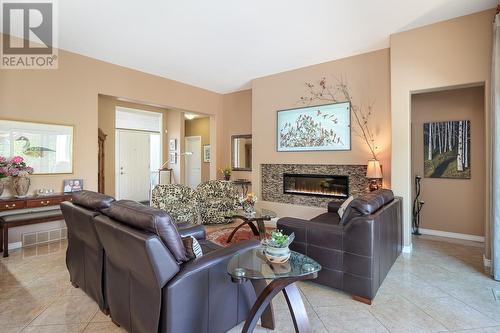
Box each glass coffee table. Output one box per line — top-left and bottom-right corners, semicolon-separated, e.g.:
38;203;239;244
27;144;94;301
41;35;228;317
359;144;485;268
228;247;321;333
225;209;276;243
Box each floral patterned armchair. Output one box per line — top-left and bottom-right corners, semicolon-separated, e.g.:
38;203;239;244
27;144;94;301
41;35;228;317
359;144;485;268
195;180;240;224
151;184;199;225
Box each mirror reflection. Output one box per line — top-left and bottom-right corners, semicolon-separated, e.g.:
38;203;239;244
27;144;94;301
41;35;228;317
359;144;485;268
232;135;252;171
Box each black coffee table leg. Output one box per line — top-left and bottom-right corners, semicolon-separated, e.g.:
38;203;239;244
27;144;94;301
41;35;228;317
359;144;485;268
243;276;313;333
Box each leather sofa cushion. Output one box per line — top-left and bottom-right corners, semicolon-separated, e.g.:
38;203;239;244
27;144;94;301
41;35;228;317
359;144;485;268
339;189;394;225
72;190;114;211
310;212;340;225
351;189;394;215
104;200;188;262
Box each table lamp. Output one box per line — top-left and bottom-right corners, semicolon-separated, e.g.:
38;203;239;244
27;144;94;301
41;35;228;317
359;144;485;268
366;159;383;191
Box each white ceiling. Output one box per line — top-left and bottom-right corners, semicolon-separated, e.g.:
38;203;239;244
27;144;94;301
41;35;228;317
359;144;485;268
7;0;499;93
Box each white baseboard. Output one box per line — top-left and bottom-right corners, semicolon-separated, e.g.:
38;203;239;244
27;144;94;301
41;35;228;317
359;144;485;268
419;228;484;243
402;243;413;253
483;255;492;268
8;242;22;251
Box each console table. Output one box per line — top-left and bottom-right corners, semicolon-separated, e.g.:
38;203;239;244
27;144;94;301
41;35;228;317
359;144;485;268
0;193;72;257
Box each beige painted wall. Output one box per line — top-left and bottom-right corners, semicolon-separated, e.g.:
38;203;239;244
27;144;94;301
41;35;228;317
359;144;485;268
252;49;391;218
221;89;253;182
185;117;210;182
411;86;485;237
390;9;494;252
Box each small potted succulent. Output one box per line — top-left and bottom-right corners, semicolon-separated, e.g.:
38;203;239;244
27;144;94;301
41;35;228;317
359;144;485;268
220;166;232;181
264;230;295;263
0;156;8;196
240;192;257;215
8;156;34;198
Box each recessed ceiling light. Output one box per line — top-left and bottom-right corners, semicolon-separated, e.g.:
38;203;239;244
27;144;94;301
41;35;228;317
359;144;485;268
185;114;196;120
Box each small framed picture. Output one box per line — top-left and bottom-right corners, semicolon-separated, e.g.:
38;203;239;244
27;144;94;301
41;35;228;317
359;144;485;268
203;145;211;163
169;152;177;164
63;179;83;193
169;139;177;151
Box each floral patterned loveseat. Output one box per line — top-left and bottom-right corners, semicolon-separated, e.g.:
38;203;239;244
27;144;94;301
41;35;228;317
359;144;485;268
151;184;199;225
196;180;240;225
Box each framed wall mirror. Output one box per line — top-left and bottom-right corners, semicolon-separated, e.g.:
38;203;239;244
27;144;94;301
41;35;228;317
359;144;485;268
231;134;252;171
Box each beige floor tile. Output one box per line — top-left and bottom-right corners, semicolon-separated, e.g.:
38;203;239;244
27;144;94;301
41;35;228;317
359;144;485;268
22;323;85;333
89;310;110;323
0;295;55;327
369;295;448;333
315;304;389;333
417;297;499;331
299;281;354;307
30;295;98;326
82;322;127;333
450;326;500;332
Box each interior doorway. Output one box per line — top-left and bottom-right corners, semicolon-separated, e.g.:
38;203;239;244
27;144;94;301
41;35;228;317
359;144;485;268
185;136;202;188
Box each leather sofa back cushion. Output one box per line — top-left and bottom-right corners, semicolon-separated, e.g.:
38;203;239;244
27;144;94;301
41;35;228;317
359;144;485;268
72;190;115;211
105;200;188;262
340;189;394;225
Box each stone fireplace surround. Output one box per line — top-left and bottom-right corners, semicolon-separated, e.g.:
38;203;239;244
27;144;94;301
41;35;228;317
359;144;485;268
261;164;369;208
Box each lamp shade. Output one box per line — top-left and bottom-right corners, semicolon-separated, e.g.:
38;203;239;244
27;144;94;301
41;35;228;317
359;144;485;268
366;159;383;179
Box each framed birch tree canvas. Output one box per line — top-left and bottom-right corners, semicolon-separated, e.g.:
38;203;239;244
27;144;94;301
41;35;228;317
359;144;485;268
423;120;470;179
277;102;351;152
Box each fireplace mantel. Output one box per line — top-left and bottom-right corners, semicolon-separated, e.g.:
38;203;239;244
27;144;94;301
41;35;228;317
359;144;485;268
261;164;369;207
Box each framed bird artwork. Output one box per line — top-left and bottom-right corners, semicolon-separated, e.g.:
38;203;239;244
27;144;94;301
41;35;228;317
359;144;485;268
0;119;74;174
276;101;351;152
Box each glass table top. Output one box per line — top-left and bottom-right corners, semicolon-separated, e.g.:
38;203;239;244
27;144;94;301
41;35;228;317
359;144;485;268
227;246;321;280
227;208;277;220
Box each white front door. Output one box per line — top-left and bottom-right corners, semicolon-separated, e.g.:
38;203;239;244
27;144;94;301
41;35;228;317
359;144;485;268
185;136;202;188
117;130;151;201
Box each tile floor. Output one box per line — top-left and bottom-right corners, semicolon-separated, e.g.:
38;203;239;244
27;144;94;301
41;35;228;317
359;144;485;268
1;235;499;332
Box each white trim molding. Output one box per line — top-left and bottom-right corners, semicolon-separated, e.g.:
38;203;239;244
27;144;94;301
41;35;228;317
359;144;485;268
483;255;492;268
402;243;413;253
8;241;22;251
419;228;484;242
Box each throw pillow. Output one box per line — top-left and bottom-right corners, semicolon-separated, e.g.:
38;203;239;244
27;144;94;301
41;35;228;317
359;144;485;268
338;196;355;219
182;236;203;259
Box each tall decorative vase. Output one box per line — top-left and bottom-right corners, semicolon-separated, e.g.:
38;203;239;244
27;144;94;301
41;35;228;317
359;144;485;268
12;176;30;198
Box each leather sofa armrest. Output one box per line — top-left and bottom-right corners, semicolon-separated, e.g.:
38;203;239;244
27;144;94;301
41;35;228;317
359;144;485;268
327;201;342;213
177;224;206;240
168;240;260;286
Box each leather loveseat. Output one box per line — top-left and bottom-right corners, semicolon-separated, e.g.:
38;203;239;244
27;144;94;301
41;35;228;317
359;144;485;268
277;189;402;303
94;199;259;333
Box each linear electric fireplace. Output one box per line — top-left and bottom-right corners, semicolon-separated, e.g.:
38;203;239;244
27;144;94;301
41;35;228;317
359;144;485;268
283;173;349;198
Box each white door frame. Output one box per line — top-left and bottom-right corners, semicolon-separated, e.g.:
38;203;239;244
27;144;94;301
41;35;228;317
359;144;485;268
184;135;202;187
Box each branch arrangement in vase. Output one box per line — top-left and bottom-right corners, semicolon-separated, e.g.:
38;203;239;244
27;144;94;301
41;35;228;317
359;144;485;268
299;76;379;159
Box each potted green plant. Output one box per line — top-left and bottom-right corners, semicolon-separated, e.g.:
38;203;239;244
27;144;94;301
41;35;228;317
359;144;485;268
264;230;295;263
220;166;232;181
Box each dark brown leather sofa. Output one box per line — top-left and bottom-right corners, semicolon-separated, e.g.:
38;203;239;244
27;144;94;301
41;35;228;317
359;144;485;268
61;190;115;312
277;189;402;303
94;199;259;333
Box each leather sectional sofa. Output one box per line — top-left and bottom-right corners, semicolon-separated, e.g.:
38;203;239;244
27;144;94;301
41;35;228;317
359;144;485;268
277;189;402;304
61;190;259;333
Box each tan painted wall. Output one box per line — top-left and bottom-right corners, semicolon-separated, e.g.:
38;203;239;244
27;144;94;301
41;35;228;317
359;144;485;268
252;49;391;217
390;9;494;252
411;86;485;237
221;90;253;183
185;117;210;182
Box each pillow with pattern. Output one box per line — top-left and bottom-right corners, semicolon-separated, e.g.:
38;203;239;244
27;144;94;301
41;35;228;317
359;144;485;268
182;236;203;259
